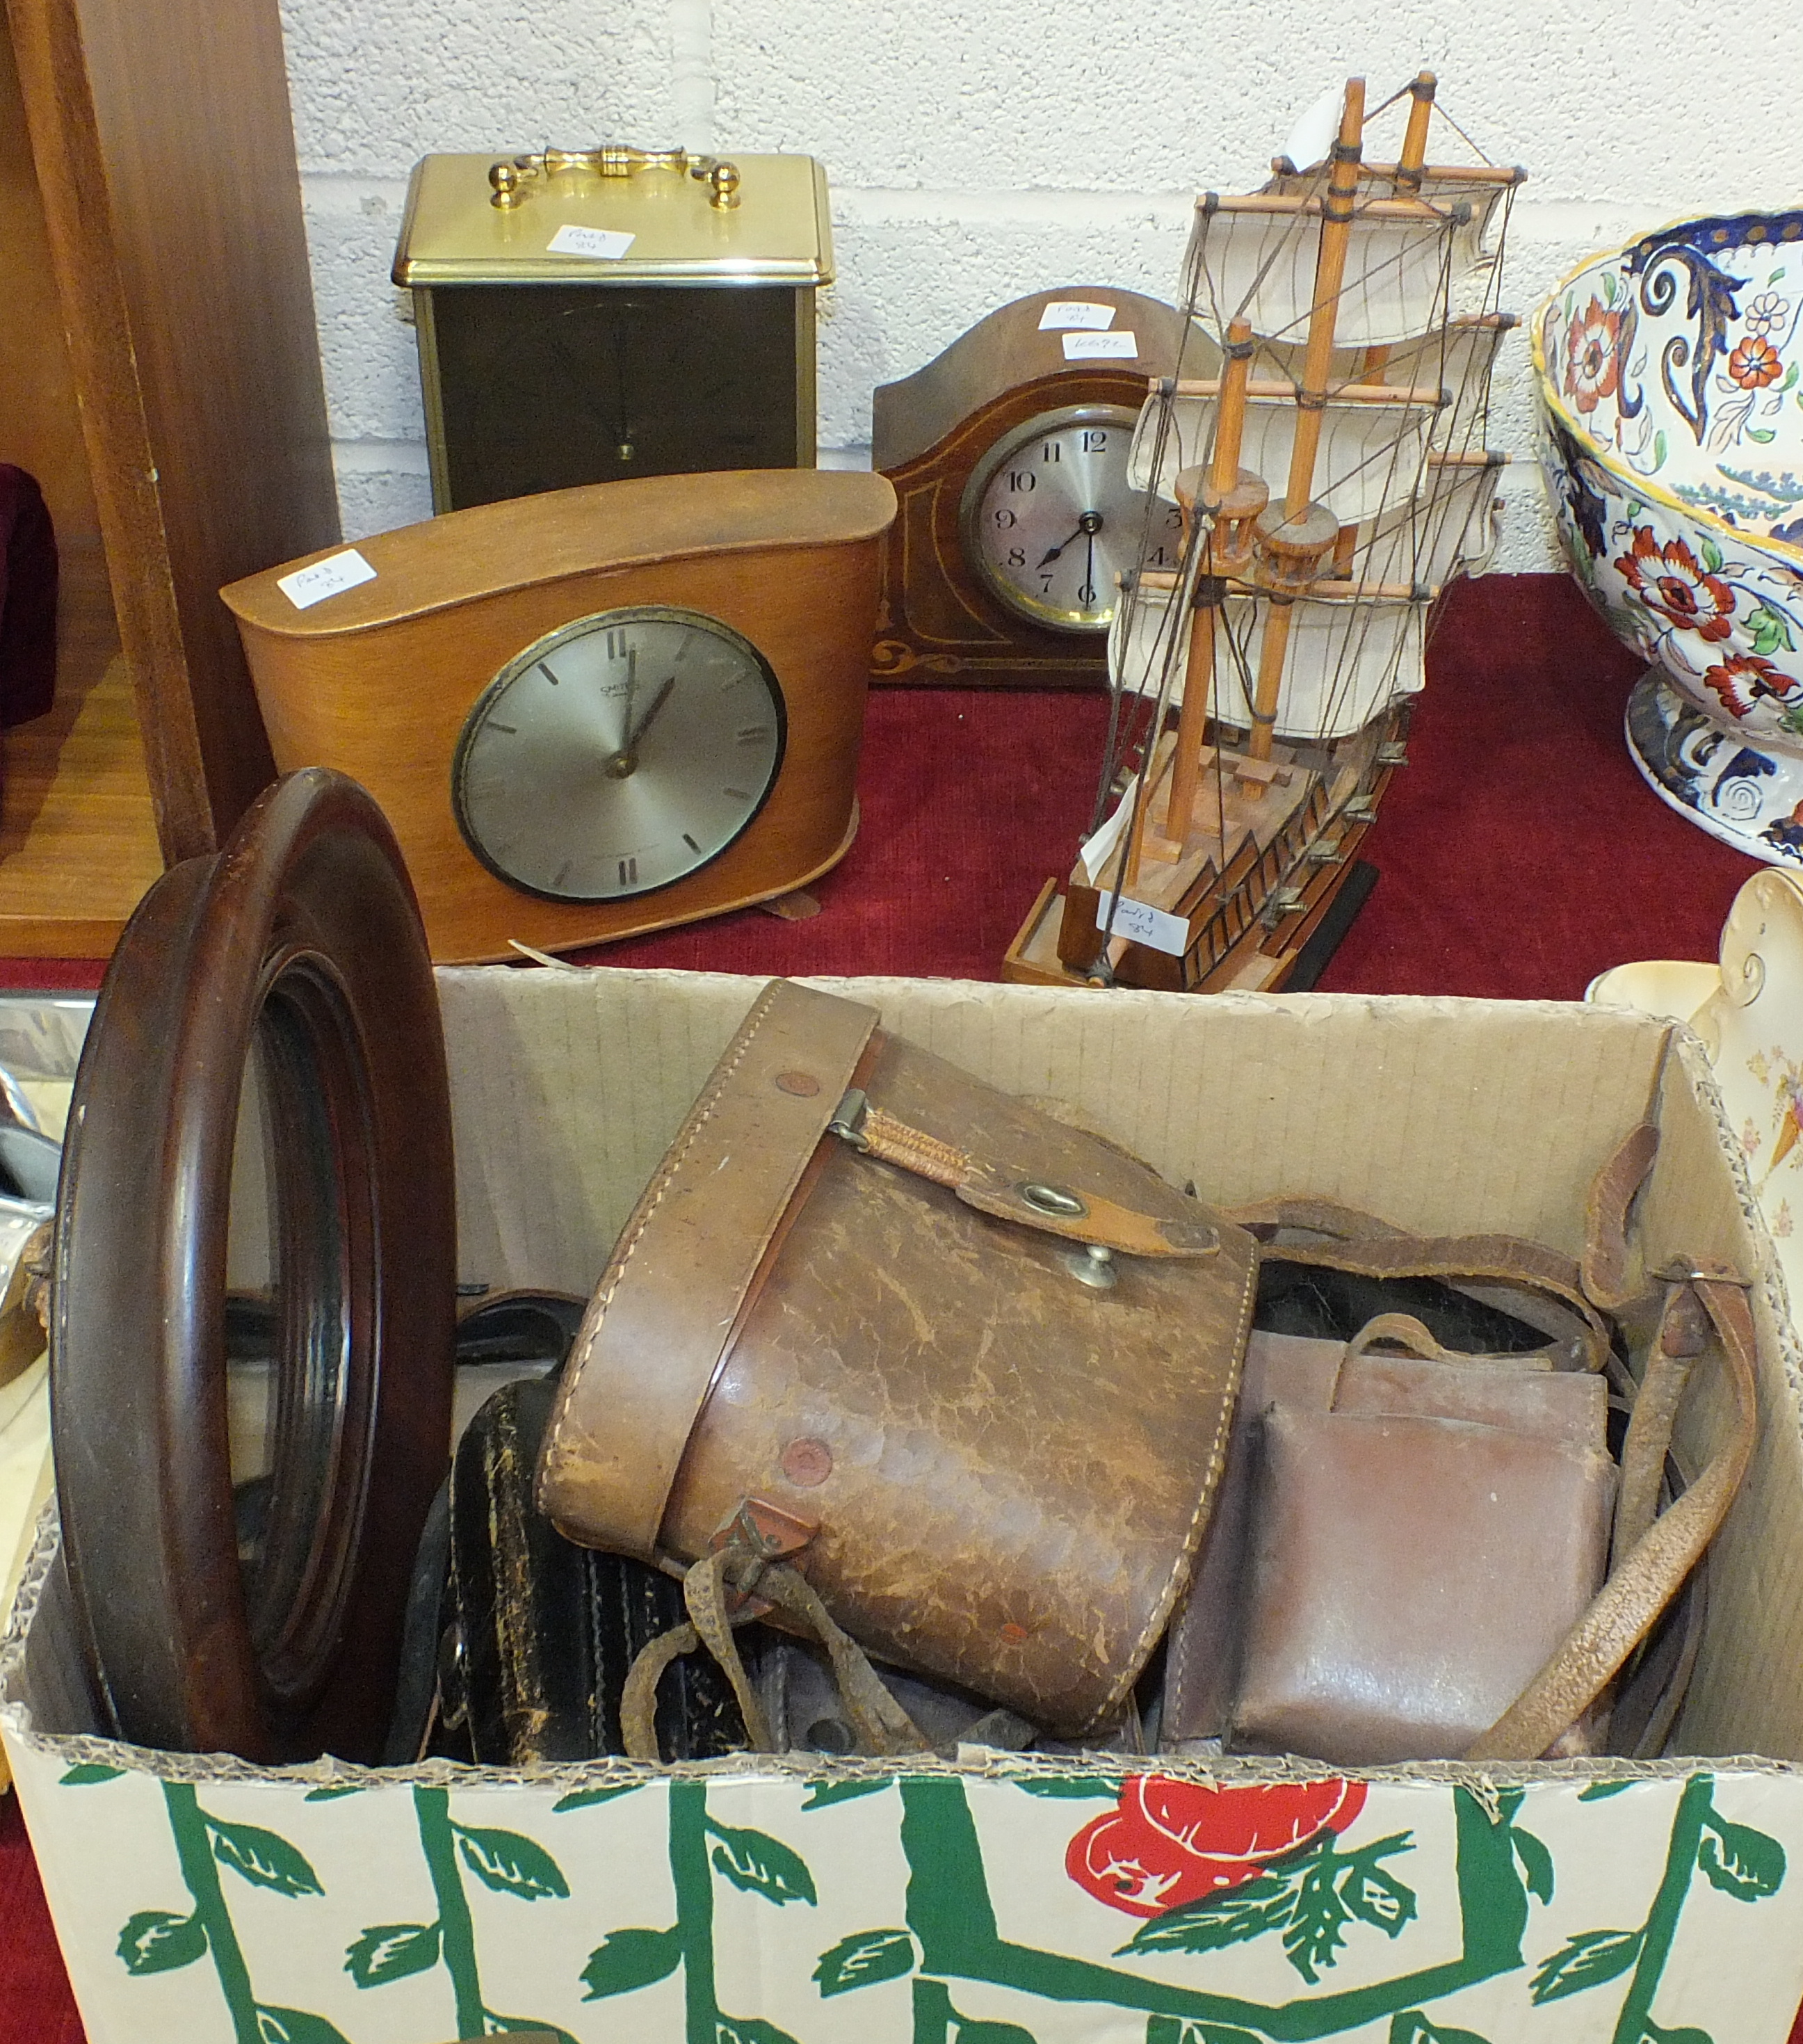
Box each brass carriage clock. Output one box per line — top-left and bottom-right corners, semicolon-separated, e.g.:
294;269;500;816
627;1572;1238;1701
393;148;832;512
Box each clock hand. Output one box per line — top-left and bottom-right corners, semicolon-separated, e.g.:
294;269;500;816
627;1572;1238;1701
617;645;638;751
1037;507;1105;569
604;674;678;779
1083;528;1097;604
625;674;677;755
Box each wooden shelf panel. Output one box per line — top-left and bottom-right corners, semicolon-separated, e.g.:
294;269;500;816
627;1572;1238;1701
0;544;160;956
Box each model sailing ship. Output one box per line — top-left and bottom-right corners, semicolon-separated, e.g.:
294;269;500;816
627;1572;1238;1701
1005;74;1521;993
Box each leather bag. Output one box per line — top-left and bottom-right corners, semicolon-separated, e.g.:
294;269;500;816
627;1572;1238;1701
1162;1127;1759;1765
444;1367;747;1765
538;977;1259;1737
1163;1326;1616;1760
1227;1328;1617;1764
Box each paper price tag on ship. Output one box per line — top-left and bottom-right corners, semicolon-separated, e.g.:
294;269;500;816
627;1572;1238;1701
1098;893;1188;956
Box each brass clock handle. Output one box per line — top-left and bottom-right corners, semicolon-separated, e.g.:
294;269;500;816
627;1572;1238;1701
489;146;743;209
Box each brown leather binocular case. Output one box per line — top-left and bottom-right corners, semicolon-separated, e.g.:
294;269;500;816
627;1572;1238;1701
537;979;1258;1736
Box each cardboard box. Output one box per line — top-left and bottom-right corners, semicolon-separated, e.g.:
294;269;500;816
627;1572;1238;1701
7;969;1803;2044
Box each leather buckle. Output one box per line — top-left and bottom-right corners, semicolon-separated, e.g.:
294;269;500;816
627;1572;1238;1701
709;1497;819;1616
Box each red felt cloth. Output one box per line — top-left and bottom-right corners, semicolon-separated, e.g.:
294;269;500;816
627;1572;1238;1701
0;572;1794;2043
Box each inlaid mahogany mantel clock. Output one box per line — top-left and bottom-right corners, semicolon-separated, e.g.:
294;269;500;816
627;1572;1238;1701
870;287;1187;687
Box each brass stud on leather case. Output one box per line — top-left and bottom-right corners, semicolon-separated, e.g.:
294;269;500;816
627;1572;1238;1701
781;1438;834;1487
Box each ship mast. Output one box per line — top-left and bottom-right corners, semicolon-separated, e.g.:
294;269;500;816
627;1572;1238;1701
1161;321;1265;844
1240;77;1367;778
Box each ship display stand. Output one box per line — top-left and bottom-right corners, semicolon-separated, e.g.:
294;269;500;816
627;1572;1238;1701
1005;73;1520;995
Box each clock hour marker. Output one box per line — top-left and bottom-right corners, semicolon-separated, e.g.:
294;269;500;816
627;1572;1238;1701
553;860;573;890
682;832;700;852
605;629;629;661
537;661;562;687
724;787;750;801
487;721;517;734
736;726;770;743
617;855;638;887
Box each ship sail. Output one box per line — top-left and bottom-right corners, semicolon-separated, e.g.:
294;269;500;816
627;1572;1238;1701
1003;72;1521;999
1110;581;1426;742
1179;184;1505;351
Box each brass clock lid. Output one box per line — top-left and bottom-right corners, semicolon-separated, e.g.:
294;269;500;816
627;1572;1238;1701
393;150;834;287
219;469;896;639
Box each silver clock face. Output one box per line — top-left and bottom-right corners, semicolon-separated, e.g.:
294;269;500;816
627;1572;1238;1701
451;604;786;902
959;403;1169;633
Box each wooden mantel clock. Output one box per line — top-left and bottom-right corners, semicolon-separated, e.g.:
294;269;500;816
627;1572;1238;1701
871;287;1187;687
220;469;895;963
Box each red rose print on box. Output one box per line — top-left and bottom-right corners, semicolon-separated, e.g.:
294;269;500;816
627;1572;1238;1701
1067;1775;1367;1917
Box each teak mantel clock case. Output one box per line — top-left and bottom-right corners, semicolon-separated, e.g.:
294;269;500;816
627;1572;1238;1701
220;469;895;963
871;287;1188;688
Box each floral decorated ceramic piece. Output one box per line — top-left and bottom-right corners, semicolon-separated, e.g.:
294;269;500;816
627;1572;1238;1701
1586;865;1803;1327
1696;867;1803;1319
1535;211;1803;862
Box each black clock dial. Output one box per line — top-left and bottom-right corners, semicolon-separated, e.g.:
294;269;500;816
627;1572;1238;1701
959;403;1156;632
451;604;786;902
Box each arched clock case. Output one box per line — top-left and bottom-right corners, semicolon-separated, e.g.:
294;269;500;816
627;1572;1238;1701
871;287;1189;688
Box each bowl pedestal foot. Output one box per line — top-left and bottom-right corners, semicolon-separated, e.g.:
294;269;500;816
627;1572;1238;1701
1625;667;1803;868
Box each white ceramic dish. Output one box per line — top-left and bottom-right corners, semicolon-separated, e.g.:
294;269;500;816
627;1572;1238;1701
1536;212;1803;863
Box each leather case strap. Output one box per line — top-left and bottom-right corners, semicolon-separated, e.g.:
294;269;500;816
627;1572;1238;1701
1225;1195;1613;1373
1465;1269;1758;1762
540;980;879;1562
833;1093;1219;1257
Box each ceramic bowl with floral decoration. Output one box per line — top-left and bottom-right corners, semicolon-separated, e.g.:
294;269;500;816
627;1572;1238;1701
1535;210;1803;864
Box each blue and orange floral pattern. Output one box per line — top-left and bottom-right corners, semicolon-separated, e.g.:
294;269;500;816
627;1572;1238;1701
1535;214;1803;867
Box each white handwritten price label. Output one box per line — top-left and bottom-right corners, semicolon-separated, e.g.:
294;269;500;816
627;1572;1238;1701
277;549;377;611
547;223;636;260
1062;330;1138;361
1038;300;1115;331
1099;893;1190;956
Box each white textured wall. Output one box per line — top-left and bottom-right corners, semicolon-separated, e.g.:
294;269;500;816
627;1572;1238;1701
279;0;1803;572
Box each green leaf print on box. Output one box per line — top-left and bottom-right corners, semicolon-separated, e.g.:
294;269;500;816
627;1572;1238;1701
454;1823;572;1901
813;1928;917;1996
1524;1777;1786;2044
1119;1827;1418;1984
342;1785;574;2042
210;1819;326;1898
343;1922;442;1988
117;1906;209;1976
708;1820;818;1906
75;1752;1791;2043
